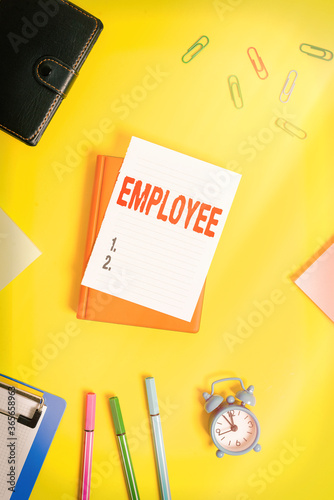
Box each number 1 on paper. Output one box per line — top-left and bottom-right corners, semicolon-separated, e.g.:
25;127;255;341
102;237;117;271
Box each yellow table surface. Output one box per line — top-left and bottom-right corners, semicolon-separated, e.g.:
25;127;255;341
1;0;334;498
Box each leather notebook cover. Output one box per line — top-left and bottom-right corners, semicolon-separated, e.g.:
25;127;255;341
0;0;103;146
77;156;205;333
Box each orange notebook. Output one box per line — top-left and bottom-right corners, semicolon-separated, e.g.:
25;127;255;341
77;155;205;332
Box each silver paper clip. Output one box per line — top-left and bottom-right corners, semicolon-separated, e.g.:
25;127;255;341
279;70;298;103
275;118;307;139
181;36;209;63
247;47;268;79
299;43;333;61
228;75;243;109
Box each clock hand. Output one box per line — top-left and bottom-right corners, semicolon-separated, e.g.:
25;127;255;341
228;411;234;425
222;414;233;427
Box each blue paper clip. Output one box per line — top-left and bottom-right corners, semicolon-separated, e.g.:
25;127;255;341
279;70;298;103
299;43;333;61
247;47;268;79
275;118;307;139
228;75;243;109
181;36;209;63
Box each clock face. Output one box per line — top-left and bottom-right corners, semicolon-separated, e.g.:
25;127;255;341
212;407;259;453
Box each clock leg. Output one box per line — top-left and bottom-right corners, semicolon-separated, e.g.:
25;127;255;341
216;450;224;458
253;444;261;452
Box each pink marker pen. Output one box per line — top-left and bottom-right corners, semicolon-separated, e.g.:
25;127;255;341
81;393;96;500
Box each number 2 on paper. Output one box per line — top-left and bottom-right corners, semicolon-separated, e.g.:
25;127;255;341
102;237;117;271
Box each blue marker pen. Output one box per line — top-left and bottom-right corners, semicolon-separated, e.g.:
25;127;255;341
145;377;172;500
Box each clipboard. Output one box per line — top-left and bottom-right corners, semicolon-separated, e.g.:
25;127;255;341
0;374;66;499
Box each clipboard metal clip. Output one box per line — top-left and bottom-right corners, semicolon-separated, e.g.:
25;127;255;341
247;47;268;79
228;75;243;109
275;118;307;139
279;70;298;103
181;36;209;63
0;381;44;429
299;43;333;61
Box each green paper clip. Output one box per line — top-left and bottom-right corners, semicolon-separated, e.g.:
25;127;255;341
275;118;307;139
228;75;243;109
182;36;209;63
299;43;333;61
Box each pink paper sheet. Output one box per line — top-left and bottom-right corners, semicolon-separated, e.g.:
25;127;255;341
293;238;334;322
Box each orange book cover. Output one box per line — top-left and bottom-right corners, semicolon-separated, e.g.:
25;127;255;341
77;155;205;332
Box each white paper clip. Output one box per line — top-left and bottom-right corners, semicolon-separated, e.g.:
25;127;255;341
279;70;298;103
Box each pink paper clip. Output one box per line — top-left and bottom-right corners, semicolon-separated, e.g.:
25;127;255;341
279;70;298;103
247;47;268;79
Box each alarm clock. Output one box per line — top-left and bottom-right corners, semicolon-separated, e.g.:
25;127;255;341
203;377;261;458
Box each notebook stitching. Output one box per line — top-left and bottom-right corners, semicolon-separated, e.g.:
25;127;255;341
36;58;76;97
0;0;99;143
0;96;61;142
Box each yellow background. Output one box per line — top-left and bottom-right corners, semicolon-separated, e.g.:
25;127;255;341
1;0;334;498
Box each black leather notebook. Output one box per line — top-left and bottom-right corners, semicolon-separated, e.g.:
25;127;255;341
0;0;103;146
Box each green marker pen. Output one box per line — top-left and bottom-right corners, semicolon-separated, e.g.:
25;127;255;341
109;397;140;500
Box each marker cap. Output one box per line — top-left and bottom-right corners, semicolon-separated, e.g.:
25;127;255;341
145;377;160;415
109;397;125;435
85;393;96;431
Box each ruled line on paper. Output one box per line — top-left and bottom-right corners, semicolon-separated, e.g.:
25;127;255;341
117;228;204;263
102;248;195;279
116;263;192;290
115;214;207;254
114;227;203;264
114;247;197;276
135;158;218;186
100;237;201;276
101;252;195;280
93;276;185;308
105;257;194;283
125;290;184;310
127;150;220;184
122;165;215;200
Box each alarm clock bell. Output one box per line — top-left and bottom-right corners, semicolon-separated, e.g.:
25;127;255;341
235;385;256;406
202;392;224;413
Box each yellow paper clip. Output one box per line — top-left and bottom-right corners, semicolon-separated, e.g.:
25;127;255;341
279;70;298;103
228;75;243;109
181;36;209;63
275;118;307;139
299;43;333;61
247;47;268;79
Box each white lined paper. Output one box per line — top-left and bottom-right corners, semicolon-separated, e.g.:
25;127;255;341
82;137;241;321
